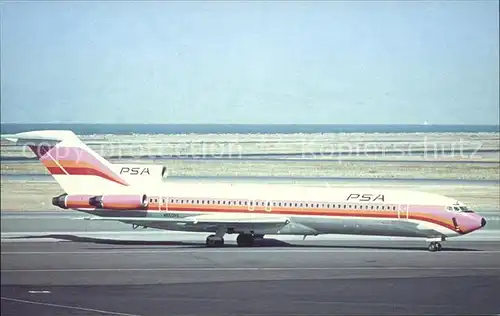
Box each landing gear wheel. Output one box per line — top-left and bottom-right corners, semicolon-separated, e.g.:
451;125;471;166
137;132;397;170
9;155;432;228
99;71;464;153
428;243;436;252
205;234;224;247
428;242;442;252
236;234;255;247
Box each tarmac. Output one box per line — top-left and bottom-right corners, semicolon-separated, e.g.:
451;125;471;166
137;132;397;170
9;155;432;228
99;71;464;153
2;211;500;316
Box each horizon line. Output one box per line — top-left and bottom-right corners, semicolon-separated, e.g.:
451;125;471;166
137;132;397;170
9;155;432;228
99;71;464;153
2;122;500;126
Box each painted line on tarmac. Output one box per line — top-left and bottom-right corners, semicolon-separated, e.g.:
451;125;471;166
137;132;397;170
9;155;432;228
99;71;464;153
1;297;139;316
3;249;500;254
0;250;425;254
2;267;500;273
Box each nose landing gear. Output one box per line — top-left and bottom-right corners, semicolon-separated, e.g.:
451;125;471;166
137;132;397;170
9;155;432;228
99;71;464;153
428;241;442;252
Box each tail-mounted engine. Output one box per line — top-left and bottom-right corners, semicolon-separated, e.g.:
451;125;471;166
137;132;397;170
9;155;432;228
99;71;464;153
89;194;149;210
52;193;149;210
52;194;95;209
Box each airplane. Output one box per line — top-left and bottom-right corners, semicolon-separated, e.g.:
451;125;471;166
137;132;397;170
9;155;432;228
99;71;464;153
1;130;487;252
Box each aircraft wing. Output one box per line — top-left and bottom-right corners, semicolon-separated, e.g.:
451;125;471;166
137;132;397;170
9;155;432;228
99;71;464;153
81;215;291;231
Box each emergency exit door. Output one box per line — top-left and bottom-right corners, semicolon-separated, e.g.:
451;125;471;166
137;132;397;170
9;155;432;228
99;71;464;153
398;204;409;220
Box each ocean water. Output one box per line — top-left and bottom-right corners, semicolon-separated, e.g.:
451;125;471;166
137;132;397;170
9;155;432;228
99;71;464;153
2;123;499;135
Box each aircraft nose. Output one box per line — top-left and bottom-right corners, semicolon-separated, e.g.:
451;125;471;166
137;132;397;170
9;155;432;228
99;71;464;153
481;218;487;228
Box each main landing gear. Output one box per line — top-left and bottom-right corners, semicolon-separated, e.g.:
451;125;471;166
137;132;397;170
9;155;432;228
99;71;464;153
236;233;255;247
205;228;263;247
428;241;443;252
205;234;224;247
205;226;226;247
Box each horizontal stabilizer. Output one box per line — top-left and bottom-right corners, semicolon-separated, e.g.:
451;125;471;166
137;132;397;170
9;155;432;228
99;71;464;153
1;130;78;144
0;130;141;193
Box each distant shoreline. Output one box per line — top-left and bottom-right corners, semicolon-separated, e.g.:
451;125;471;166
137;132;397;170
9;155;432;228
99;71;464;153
2;123;499;135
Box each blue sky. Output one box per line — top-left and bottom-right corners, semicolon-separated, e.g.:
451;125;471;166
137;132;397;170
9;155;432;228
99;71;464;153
1;1;498;124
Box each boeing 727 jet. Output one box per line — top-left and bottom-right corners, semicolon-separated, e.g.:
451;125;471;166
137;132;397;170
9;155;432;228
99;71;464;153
2;130;487;251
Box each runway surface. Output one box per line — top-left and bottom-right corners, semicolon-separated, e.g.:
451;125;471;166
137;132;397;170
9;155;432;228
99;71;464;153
2;211;500;316
2;239;500;316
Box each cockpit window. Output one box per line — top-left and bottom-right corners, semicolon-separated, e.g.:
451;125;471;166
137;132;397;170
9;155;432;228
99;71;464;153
448;205;474;213
459;206;473;213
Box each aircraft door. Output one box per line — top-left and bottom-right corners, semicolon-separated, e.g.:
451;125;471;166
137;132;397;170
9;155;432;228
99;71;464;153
398;204;409;220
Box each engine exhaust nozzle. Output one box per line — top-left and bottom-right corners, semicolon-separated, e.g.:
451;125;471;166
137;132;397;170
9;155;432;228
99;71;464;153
52;194;68;209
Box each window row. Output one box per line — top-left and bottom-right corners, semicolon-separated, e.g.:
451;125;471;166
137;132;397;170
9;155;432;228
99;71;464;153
148;197;398;211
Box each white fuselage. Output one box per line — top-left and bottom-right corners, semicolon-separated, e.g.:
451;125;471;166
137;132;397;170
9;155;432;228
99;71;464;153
82;180;483;239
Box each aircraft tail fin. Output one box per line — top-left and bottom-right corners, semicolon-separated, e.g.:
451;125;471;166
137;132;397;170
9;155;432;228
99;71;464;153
2;130;130;194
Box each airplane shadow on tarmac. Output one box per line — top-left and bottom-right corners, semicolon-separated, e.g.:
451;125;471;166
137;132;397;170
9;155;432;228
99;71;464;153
7;234;480;252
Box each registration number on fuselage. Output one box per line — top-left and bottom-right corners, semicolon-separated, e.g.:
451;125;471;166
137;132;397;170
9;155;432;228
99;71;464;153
161;213;182;218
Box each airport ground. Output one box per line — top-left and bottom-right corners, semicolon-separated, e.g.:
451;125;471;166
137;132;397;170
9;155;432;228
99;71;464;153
2;217;500;316
1;132;499;315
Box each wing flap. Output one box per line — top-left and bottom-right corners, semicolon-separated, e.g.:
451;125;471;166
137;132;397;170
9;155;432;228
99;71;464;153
80;215;290;230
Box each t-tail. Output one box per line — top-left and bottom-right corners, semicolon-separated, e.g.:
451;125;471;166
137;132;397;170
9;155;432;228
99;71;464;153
1;130;166;195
